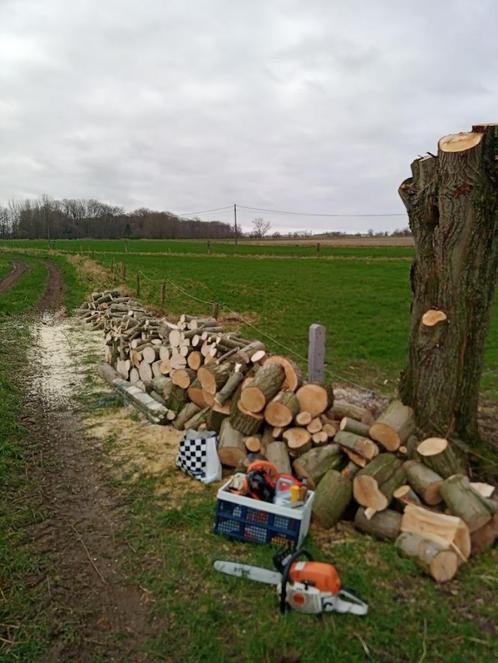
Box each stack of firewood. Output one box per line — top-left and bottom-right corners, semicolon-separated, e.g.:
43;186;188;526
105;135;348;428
79;290;497;582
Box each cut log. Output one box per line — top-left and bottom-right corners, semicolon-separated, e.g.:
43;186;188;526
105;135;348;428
395;532;459;583
335;431;379;461
174;403;201;430
264;390;300;427
263;355;302;391
265;441;292;475
470;513;498;556
207;401;230;433
244;435;262;454
312;431;328;446
272;426;283;439
354;507;402;541
393;485;422;507
292;444;341;488
353;454;405;511
369;400;415;452
339;417;370;438
341;461;360;480
240;363;285;413
417;437;467;478
283;427;312;456
198;362;232;395
342;447;367;468
159;359;171;375
165;384;188;414
422;309;448;327
184;407;210;430
218;418;247;467
142;345;158;363
138;361;153;383
151;375;173;400
214;371;244;406
470;482;495;499
306;418;322;434
296;383;333;418
401;504;470;561
322;422;337;439
230;401;264;435
295;411;312;426
129;367;140;383
403;460;443;505
331;401;374;424
188;380;210;408
187;350;202;370
439;474;496;532
312;470;352;528
171;368;195;389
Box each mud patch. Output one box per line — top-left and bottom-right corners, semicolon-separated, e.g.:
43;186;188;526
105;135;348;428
0;260;30;293
36;262;64;312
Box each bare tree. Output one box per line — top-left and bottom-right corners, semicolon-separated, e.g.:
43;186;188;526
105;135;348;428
251;217;271;238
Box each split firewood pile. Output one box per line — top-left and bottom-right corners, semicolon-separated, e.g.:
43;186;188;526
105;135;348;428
78;290;497;583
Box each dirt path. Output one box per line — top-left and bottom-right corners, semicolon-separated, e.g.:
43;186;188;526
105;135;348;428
20;265;162;660
0;260;30;294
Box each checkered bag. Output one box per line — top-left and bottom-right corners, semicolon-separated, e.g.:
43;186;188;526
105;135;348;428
176;430;221;484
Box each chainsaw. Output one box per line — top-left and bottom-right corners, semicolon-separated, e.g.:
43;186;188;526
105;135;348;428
214;549;368;616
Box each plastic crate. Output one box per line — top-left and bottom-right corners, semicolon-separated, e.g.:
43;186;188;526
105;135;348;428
214;475;314;550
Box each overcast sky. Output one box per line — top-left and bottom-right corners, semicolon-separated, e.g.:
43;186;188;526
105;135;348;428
1;0;496;233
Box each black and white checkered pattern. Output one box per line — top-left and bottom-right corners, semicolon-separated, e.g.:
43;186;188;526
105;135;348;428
176;430;216;481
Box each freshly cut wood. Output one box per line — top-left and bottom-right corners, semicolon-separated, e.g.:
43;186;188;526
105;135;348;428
264;391;299;427
240;363;285;413
292;444;341;488
169;329;182;347
142;345;158;363
312;431;328;445
306;418;322;434
230;401;264;435
171;368;195;389
151;375;173;400
265;441;291;474
332;401;374;424
342;447;367;468
218;418;247;467
159;345;170;361
296;383;333;418
187;350;202;370
215;371;244;406
138;361;153;382
202;390;215;407
113;378;169;424
353;454;405;511
395;532;459;583
283;427;312;455
393;485;422;507
312;470;352;528
295;411;312;426
354;507;402;541
439;474;496;532
322;422;337;439
401;504;470;561
470;482;495;498
340;417;370;438
422;309;447;327
184;407;210;430
470;513;498;556
237;341;266;364
188;380;210;408
417;437;467;478
159;359;171;375
403;460;443;505
129;367;140;383
198;362;232;395
174;403;201;430
341;461;360;480
376;400;415;440
151;361;162;378
207;401;230;433
165;384;188;414
368;423;400;452
272;427;283;439
263;355;302;391
244;436;262;453
116;358;130;379
335;431;379;461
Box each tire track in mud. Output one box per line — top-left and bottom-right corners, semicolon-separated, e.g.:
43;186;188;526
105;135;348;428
0;260;30;294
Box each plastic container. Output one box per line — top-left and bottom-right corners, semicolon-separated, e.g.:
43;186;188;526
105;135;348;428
214;474;314;550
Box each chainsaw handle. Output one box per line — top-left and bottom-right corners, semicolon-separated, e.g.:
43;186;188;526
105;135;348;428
279;549;313;614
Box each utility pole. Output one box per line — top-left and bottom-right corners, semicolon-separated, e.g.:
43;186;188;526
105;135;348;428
234;203;238;245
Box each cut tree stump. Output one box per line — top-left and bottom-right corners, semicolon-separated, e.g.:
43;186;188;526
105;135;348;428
401;504;470;561
240;363;285;413
417;437;467;478
353;454;405;511
312;470;352;528
292;444;341;488
395;532;459;583
264;390;300;427
354;507;402;541
439;474;496;532
403;460;443;505
296;383;333;418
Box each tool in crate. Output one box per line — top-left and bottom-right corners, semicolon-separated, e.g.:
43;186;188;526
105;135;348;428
214;548;368;616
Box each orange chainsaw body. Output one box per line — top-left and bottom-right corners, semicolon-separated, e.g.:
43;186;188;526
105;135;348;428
289;561;341;594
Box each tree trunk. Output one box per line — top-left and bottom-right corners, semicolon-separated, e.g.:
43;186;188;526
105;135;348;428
398;124;498;442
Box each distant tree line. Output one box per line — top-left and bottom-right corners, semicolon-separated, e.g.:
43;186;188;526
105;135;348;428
0;196;236;240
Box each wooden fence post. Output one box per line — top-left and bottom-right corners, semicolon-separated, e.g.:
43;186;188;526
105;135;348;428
136;272;141;297
316;242;321;257
308;323;326;383
212;302;220;320
160;281;166;307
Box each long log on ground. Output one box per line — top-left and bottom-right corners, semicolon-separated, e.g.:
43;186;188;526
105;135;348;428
239;363;285;413
403;460;443;505
354;507;402;541
416;437;467;478
353;454;405;511
401;504;470;561
174;403;201;430
439;474;496;532
312;470;352;528
218;418;247;467
395;532;459;583
262;355;302;391
292;444;341;488
113;378;169;424
296;383;334;418
335;431;379;461
265;441;292;474
264;390;300;427
97;362;121;386
369;400;415;452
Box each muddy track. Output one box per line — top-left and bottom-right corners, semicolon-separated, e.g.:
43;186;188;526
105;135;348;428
0;260;30;294
17;264;161;660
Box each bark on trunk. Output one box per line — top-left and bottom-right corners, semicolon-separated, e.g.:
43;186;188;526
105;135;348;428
399;124;498;442
312;470;352;528
354;507;402;541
